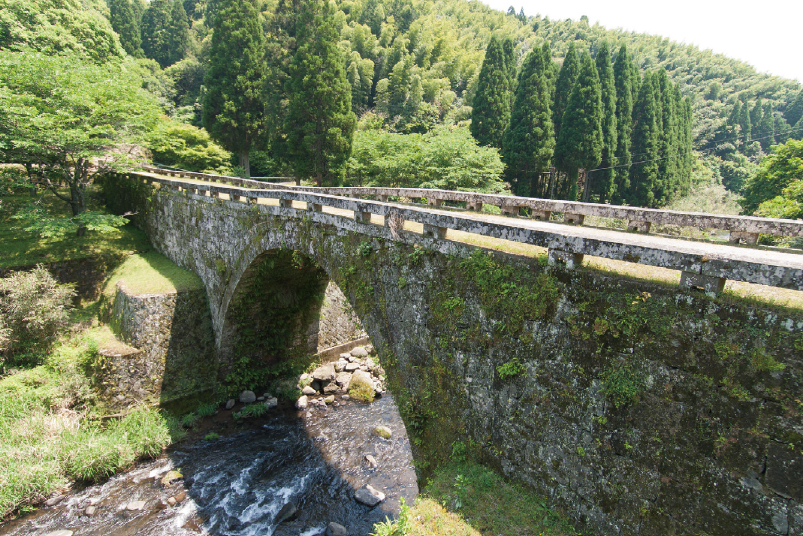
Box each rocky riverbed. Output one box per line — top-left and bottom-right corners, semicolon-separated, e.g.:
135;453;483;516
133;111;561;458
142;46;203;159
0;347;417;536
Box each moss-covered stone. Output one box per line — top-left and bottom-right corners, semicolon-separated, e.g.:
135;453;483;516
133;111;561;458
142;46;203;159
102;173;803;536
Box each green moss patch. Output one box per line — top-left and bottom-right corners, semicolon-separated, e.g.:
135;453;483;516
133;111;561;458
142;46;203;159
103;251;203;296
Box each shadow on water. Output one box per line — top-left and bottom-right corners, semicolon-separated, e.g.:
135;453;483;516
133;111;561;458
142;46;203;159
0;395;417;536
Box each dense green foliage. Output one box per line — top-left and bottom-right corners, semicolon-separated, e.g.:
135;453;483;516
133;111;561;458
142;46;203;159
0;50;160;230
741;139;803;218
346;126;505;191
141;0;188;67
469;36;511;148
594;42;617;203
0;0;125;62
202;0;267;177
108;0;143;57
283;0;357;186
500;43;554;197
0;267;74;366
554;51;602;201
147;119;232;173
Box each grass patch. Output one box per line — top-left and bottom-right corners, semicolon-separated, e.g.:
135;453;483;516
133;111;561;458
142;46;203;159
0;188;151;271
0;328;178;519
102;251;203;296
374;461;577;536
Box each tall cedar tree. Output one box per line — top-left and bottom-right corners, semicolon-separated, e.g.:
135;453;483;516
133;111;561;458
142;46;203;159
109;0;143;57
553;51;603;201
785;90;803;128
470;36;511;148
552;41;579;141
202;0;267;177
628;71;660;207
738;97;752;141
759;102;775;150
502;38;517;93
654;69;677;204
284;0;357;186
263;0;299;168
593;41;616;202
501;43;555;197
750;98;763;136
141;0;188;67
611;44;633;204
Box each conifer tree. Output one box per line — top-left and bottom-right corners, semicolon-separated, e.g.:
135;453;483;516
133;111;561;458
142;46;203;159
387;56;413;119
552;41;579;141
284;0;357;186
554;51;603;201
775;114;792;145
202;0;267;177
593;41;616;202
785;90;803;128
654;69;677;204
109;0;143;57
141;0;187;67
503;38;517;93
470;36;511;148
759;102;775;151
750;99;763;135
501;44;555;197
627;72;660;207
611;44;633;205
738;97;752;141
263;0;300;166
167;0;189;65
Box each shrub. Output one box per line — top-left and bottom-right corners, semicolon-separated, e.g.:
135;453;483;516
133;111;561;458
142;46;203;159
0;266;74;365
147;119;232;174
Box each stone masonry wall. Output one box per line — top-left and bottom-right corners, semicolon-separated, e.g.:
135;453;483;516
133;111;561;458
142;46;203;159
313;281;367;352
98;281;218;409
103;174;803;536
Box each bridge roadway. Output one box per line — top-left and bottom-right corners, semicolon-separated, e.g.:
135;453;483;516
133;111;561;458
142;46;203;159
128;170;803;295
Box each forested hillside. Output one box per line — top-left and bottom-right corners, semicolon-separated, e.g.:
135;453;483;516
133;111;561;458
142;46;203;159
1;0;802;208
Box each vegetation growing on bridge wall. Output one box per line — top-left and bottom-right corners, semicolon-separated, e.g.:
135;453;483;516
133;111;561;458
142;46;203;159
106;174;803;536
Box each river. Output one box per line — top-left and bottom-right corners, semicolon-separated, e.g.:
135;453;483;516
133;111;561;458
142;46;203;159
0;394;418;536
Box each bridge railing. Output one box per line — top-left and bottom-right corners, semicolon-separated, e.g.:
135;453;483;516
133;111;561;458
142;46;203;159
127;171;803;295
139;165;803;245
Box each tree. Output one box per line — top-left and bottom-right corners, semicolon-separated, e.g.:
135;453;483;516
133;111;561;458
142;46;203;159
785;90;803;128
263;0;300;165
501;43;555;197
750;98;763;136
759;101;775;151
141;0;188;67
502;37;517;93
738;96;752;142
593;41;616;203
611;44;633;204
470;36;512;148
552;41;579;141
284;0;357;186
202;0;268;178
627;72;660;207
0;50;160;234
553;50;602;201
741;139;803;214
109;0;143;57
0;0;126;62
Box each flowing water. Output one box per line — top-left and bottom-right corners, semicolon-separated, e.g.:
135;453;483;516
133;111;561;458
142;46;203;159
0;394;418;536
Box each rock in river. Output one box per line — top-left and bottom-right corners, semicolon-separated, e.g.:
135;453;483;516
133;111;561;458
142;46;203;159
354;484;385;507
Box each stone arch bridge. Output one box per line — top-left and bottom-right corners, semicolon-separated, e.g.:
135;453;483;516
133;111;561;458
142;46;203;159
102;171;803;536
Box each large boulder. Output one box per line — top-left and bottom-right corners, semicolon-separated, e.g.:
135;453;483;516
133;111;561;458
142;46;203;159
296;395;308;410
350;346;369;358
350;370;373;392
312;364;336;383
239;390;256;404
335;372;352;390
354;484;385;507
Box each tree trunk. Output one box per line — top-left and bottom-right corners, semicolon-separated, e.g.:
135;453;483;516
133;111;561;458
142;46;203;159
239;150;250;179
70;159;88;236
582;169;592;202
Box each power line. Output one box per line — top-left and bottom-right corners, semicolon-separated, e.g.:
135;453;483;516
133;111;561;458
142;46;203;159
589;124;803;173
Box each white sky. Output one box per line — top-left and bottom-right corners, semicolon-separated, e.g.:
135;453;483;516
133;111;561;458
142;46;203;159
480;0;803;85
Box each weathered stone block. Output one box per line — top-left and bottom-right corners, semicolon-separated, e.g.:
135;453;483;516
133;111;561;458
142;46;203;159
680;271;726;296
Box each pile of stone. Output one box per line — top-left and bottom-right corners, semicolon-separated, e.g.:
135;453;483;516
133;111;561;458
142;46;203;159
295;345;385;410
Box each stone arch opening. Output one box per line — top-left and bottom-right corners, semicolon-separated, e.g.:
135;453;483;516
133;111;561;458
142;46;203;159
218;248;366;389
